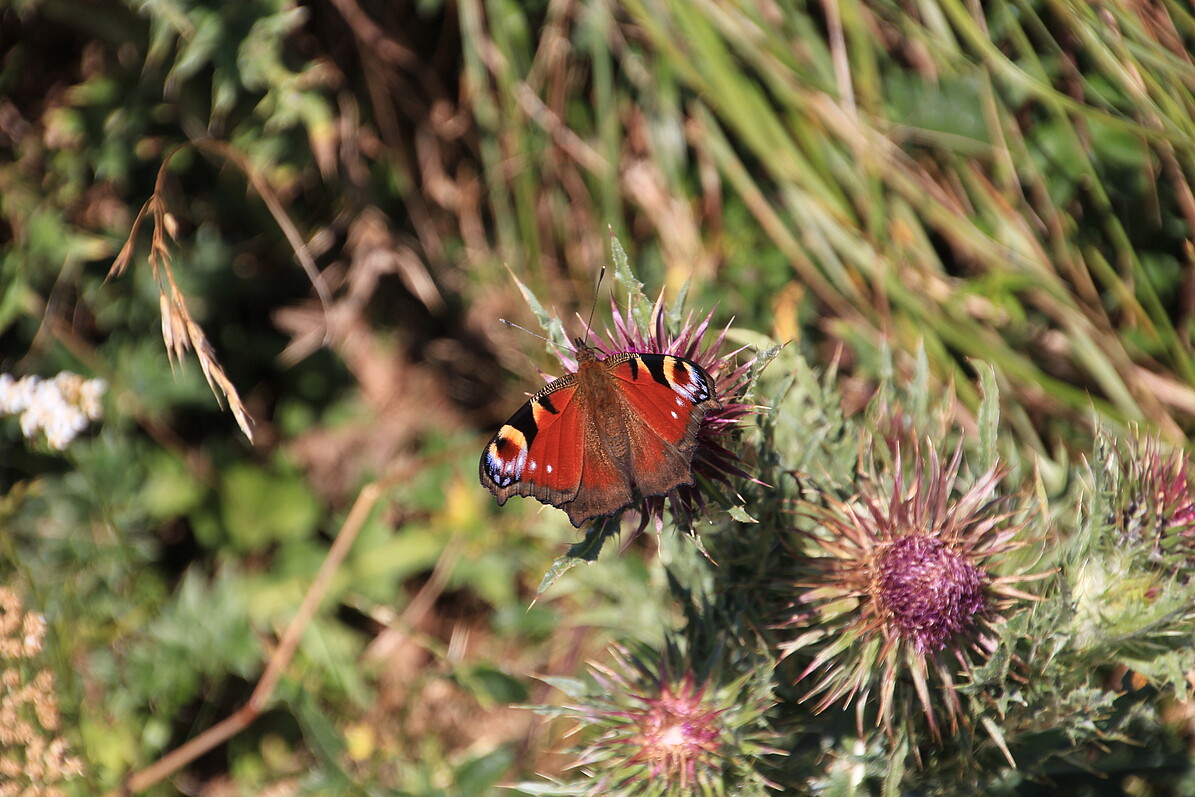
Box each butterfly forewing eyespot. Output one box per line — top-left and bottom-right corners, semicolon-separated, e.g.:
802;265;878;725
481;388;556;490
664;358;713;404
483;429;528;488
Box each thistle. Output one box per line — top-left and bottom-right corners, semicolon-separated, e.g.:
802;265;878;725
1108;433;1195;553
780;442;1041;743
1068;433;1195;650
556;643;777;797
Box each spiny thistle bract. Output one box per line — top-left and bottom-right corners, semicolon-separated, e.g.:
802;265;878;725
1106;432;1195;555
544;643;777;797
1066;432;1195;655
779;441;1043;747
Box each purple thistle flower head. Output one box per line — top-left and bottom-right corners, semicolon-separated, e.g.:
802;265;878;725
779;440;1044;742
617;673;724;786
1112;432;1195;549
871;533;988;653
561;644;777;796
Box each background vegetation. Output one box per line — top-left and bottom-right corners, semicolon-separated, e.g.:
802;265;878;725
3;0;1195;794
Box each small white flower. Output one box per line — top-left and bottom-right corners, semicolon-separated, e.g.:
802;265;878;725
19;400;49;439
22;613;45;656
0;373;14;412
43;411;87;451
0;373;39;414
0;372;105;450
79;379;106;420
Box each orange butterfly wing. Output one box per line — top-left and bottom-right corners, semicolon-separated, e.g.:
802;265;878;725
606;354;720;498
480;376;586;510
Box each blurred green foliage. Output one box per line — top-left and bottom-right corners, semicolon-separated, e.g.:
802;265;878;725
3;0;1195;793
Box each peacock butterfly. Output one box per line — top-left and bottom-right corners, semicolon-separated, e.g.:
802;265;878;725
480;340;722;526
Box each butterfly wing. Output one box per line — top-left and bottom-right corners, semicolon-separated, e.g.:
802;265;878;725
606;353;721;497
480;374;586;510
552;414;637;526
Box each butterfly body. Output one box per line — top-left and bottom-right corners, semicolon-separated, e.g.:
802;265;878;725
480;343;721;526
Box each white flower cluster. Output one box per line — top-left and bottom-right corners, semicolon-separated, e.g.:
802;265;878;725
0;372;106;450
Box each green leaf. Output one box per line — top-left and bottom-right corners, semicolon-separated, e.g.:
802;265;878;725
289;687;353;792
609;232;650;330
219;460;322;552
881;731;908;797
140;451;206;519
166;7;220;85
728;504;757;524
975;359;1000;475
667;276;691;326
536;554;582;598
536;514;623;597
508;267;570;354
508;778;587;796
1088;118;1148;168
456;664;530;705
457;746;517;795
532;675;592;701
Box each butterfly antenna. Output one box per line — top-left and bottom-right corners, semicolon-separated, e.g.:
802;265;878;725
500;318;559;348
579;266;606;347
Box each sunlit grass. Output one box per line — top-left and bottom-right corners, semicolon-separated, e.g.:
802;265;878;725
463;0;1195;456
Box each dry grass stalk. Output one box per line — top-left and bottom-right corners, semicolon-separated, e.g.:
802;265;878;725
108;152;255;443
103;456;430;796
